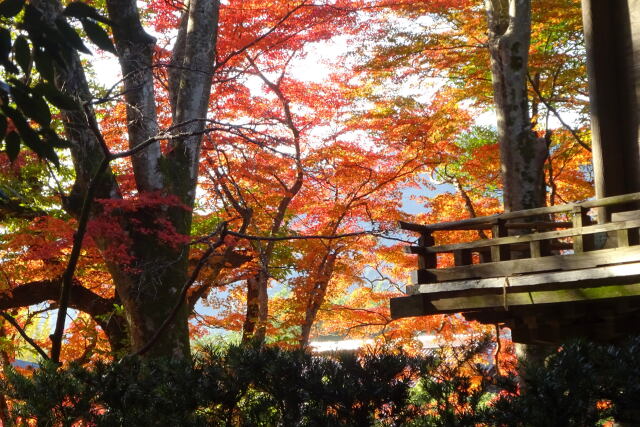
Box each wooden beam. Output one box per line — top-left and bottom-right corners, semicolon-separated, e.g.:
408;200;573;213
453;249;472;266
391;283;640;318
411;245;640;284
417;232;436;269
399;193;640;233
407;218;640;255
612;210;640;221
405;241;572;255
572;206;594;252
491;219;510;262
389;295;428;319
407;261;640;296
529;239;551;258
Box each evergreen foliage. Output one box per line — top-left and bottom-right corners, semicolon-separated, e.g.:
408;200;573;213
4;337;640;425
2;341;492;426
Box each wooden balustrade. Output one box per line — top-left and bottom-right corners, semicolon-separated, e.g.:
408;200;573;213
400;192;640;281
391;192;640;328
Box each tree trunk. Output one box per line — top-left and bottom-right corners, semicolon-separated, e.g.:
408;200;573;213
299;252;337;347
242;273;268;344
32;0;220;359
0;322;13;427
485;0;547;212
485;0;553;377
108;245;192;358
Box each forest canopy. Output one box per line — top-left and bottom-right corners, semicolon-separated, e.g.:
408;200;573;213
0;0;591;366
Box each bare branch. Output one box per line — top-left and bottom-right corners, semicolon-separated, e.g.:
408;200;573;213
527;73;591;153
1;312;49;361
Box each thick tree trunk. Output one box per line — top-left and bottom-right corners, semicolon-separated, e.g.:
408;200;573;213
33;0;220;359
485;0;547;212
485;0;553;374
108;242;191;358
102;0;218;359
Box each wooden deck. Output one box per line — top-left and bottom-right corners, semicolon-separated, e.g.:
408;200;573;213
391;193;640;344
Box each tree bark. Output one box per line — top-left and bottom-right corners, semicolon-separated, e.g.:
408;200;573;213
242;273;268;343
33;0;220;359
485;0;547;212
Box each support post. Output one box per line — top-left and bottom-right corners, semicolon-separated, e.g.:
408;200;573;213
572;206;594;253
581;0;640;221
491;219;510;261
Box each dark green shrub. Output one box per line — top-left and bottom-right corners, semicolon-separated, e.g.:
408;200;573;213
6;336;640;426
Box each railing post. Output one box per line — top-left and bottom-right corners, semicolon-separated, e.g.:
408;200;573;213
453;249;472;266
418;232;436;270
572;206;594;252
529;240;551;258
410;231;439;285
491;219;510;261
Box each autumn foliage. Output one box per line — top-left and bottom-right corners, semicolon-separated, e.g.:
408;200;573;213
0;0;592;388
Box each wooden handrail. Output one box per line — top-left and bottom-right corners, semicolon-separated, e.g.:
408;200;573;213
399;192;640;233
405;218;640;254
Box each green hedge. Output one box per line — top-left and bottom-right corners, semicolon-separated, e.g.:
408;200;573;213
3;337;640;426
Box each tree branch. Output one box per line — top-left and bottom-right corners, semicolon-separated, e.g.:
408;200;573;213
166;0;220;200
106;0;163;192
1;312;49;361
527;73;591;152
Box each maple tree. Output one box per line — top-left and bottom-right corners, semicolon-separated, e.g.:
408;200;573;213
0;0;594;375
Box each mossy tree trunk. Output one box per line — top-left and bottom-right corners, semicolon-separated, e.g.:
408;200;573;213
32;0;220;359
485;0;552;367
485;0;547;212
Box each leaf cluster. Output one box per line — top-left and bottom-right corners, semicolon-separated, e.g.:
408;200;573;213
490;336;640;426
0;0;113;165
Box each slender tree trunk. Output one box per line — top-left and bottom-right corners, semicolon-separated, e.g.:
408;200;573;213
0;322;12;427
299;252;337;347
485;0;547;212
242;273;268;344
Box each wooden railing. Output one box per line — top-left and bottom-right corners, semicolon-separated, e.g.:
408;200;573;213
400;192;640;285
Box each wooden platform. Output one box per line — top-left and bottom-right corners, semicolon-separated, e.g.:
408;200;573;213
391;193;640;344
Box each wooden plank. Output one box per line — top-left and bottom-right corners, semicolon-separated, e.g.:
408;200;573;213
405;241;572;255
465;298;640;325
581;193;640;209
411;245;640;284
398;193;640;234
612;210;640;221
399;203;574;232
409;218;640;254
399;220;573;233
407;261;640;295
441;283;640;311
393;283;640;317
